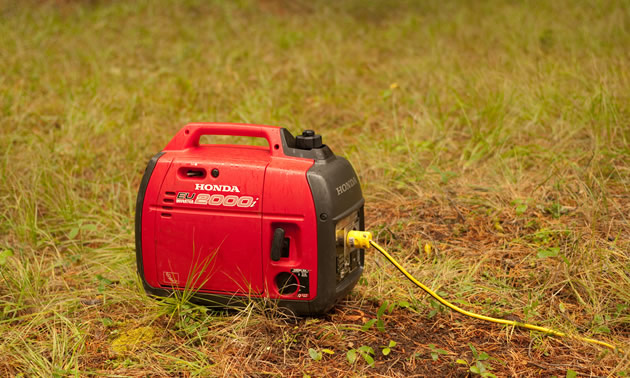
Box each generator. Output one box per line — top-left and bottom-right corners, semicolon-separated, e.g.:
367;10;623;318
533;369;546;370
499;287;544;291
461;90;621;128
135;123;365;315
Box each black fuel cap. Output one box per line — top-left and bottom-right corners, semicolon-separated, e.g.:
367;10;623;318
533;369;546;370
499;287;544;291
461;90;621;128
295;129;323;150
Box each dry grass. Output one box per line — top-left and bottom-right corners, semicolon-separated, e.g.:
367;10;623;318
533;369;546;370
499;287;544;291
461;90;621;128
0;0;629;376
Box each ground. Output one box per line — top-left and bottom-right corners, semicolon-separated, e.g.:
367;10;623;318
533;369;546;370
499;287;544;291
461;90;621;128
0;0;629;376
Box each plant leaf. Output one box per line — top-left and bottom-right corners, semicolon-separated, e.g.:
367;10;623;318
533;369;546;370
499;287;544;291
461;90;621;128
456;359;468;365
388;340;397;348
321;348;334;354
358;345;374;355
308;348;321;361
363;353;375;366
377;301;388;318
537;247;559;259
515;203;528;215
68;227;80;239
0;249;14;266
382;347;390;356
361;319;377;331
376;318;385;332
566;369;577;378
347;349;357;364
476;361;487;372
82;224;97;232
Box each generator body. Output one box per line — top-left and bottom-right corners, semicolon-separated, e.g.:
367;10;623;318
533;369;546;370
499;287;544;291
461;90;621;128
135;123;365;315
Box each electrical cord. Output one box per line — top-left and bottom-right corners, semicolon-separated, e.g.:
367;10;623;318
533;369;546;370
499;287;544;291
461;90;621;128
345;230;619;351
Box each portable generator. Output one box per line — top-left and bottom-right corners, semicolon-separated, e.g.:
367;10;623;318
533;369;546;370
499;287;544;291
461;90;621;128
135;123;365;315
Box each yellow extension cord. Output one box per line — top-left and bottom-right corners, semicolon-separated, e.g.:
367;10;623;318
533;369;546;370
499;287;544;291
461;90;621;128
345;231;619;351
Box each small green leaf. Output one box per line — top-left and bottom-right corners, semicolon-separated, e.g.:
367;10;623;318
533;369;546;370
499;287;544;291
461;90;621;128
388;340;397;348
358;345;374;355
470;366;481;374
515;203;528;215
456;359;468;365
0;249;14;266
476;360;487;372
96;274;113;285
308;348;322;361
382;347;391;356
537;247;559;259
100;317;114;327
377;301;388;318
347;349;357;364
68;227;80;239
376;318;385;332
321;348;334;355
595;325;611;334
361;319;377;331
566;369;577;378
397;300;410;308
478;351;489;361
431;352;438;361
82;224;97;232
387;302;395;313
362;353;375;366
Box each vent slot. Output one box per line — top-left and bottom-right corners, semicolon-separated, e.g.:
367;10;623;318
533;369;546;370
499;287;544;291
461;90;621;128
162;206;173;210
178;167;206;179
161;213;172;217
165;191;176;196
164;198;174;203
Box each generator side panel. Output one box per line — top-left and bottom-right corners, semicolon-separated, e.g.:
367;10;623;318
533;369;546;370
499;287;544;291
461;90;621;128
275;154;364;315
135;151;173;291
304;155;365;314
261;157;318;303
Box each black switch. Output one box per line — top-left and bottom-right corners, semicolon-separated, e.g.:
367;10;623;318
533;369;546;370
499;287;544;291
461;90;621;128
271;228;285;261
295;130;323;150
281;237;290;258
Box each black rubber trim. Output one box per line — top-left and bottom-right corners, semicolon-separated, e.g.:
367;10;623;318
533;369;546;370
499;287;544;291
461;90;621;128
135;151;165;281
280;128;333;160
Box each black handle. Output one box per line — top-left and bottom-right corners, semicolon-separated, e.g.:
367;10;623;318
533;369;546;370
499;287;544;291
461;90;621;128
271;228;285;261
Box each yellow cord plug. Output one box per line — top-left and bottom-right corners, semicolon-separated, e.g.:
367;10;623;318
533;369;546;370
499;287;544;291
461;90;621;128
346;230;373;249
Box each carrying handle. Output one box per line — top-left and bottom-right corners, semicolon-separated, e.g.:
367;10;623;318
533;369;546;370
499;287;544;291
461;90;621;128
164;123;285;156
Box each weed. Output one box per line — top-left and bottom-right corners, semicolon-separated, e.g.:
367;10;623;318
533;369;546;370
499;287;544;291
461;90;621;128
308;348;334;361
381;340;397;356
347;345;375;367
455;344;497;377
427;344;449;361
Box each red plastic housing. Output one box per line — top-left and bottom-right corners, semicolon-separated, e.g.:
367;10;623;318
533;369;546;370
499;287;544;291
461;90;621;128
136;123;365;315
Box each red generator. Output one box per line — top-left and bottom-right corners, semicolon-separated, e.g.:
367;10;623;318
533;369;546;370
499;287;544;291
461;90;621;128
135;123;365;315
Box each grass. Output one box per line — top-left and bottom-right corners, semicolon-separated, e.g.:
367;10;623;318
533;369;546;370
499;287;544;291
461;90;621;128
1;0;629;375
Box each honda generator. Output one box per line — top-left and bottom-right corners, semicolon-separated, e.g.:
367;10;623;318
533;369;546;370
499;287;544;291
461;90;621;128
135;123;365;315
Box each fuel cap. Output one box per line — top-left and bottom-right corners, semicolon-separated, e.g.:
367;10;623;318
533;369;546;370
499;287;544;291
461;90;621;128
295;129;323;150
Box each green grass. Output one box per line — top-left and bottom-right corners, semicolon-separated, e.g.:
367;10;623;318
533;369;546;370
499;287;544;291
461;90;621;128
1;0;629;375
